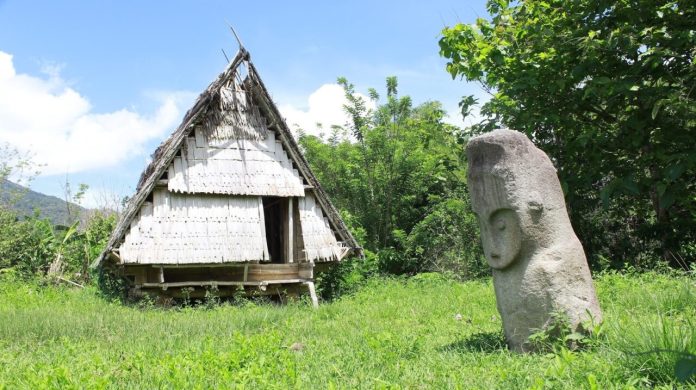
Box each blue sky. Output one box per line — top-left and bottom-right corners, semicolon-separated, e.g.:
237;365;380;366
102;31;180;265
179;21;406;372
0;0;488;209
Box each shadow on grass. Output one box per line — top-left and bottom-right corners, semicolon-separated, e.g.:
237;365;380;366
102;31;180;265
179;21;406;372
440;331;508;354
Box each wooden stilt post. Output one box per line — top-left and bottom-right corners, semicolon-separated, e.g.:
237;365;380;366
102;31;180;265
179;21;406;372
305;281;319;308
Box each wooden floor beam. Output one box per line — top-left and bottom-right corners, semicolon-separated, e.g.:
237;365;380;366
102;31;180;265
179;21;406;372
142;278;310;290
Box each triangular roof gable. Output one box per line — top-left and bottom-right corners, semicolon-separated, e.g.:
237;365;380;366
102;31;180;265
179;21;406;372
98;49;360;266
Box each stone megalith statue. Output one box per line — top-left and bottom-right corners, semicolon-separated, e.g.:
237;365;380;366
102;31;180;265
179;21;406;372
466;129;602;352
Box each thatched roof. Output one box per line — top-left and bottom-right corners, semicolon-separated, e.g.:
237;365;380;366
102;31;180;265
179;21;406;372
96;48;360;267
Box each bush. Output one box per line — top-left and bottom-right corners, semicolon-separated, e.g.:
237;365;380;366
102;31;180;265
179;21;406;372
0;208;116;282
0;208;55;277
405;198;488;279
377;247;417;275
96;266;130;302
63;211;117;280
315;251;378;301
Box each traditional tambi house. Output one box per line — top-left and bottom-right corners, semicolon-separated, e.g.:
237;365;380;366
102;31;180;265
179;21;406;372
97;48;360;304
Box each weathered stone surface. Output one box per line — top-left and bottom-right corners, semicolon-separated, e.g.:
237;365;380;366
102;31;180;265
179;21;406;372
466;129;602;352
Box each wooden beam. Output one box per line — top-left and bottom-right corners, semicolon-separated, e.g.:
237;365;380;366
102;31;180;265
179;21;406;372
55;276;85;289
106;251;122;263
141;279;309;289
298;262;314;279
258;197;270;261
151;263;253;269
148;263;307;270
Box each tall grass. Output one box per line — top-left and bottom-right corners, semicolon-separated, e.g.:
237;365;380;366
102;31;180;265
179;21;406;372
0;272;693;388
599;272;696;385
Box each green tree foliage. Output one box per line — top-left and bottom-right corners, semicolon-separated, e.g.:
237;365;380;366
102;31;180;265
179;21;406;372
0;142;41;187
300;77;486;277
0;141;116;282
0;142;42;209
439;0;696;268
0;209;56;276
0;209;116;281
406;198;487;279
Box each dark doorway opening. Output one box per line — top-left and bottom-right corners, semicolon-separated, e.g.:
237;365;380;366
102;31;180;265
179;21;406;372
262;197;287;263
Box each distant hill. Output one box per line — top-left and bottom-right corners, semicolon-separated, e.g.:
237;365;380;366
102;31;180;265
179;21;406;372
0;179;87;226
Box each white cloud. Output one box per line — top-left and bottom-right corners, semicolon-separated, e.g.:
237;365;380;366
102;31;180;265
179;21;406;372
0;51;187;176
80;186;127;211
278;83;374;139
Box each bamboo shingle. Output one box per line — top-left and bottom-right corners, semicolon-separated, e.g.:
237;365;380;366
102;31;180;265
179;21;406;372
168;128;304;197
120;189;269;264
298;193;343;262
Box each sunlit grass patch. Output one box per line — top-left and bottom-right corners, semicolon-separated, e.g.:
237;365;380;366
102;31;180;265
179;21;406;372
0;272;693;388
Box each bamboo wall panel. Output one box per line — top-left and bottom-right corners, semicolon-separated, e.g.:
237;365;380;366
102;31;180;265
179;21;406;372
168;127;305;197
298;193;343;262
120;189;270;264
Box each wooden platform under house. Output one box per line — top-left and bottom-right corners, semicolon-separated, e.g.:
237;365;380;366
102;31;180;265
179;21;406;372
96;48;361;305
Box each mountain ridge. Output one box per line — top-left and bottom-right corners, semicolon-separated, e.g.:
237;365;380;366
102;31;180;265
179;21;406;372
0;179;87;226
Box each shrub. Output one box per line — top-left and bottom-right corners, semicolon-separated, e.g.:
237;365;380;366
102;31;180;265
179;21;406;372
0;208;55;277
0;208;116;283
63;211;117;280
405;198;488;279
315;251;378;301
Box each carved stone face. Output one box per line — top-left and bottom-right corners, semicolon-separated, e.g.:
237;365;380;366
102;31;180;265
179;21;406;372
479;208;522;269
466;129;602;353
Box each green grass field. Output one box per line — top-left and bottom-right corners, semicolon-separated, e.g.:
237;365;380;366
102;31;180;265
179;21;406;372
0;272;694;389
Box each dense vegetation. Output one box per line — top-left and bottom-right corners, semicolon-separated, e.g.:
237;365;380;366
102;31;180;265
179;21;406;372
440;0;696;270
299;77;486;279
0;142;115;284
0;207;115;283
0;272;693;387
0;0;694;386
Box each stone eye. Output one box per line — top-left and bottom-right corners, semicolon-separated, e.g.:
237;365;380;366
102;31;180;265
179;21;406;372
495;219;506;231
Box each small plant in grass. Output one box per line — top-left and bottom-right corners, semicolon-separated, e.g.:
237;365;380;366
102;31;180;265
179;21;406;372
135;292;157;309
204;285;220;308
528;311;601;352
180;287;195;307
229;286;249;307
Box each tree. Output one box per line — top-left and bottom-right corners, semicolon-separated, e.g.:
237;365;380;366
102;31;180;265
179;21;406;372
0;142;42;207
440;0;696;268
301;77;467;250
299;77;486;276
